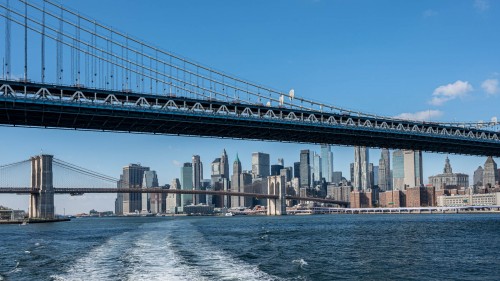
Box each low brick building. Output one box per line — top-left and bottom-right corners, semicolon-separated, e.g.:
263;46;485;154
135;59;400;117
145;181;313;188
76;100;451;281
350;190;372;208
379;190;405;207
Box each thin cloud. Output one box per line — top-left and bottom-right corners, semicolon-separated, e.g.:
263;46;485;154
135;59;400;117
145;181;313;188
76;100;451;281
394;110;444;121
474;0;490;12
429;80;473;106
481;78;499;96
172;160;182;167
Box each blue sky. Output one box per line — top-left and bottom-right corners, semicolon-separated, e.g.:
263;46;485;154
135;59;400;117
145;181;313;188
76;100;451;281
1;0;499;213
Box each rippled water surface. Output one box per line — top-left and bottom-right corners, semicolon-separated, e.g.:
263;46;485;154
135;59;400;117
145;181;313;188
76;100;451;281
1;214;499;281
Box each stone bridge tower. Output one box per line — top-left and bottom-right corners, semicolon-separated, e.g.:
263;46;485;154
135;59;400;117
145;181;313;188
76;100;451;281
29;155;54;219
267;175;286;215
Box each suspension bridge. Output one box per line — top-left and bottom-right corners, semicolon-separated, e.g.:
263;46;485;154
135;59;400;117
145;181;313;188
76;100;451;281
0;0;497;156
0;154;348;218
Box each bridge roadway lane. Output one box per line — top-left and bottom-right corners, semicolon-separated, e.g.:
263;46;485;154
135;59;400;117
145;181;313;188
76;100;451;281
1;80;499;156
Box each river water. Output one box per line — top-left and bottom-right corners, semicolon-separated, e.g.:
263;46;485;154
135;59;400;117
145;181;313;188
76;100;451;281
0;214;499;280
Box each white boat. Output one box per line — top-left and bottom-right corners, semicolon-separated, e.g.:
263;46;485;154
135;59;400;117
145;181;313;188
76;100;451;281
225;212;234;217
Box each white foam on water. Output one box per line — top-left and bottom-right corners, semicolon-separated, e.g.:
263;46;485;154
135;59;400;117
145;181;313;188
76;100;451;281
168;222;283;281
51;230;136;281
124;232;206;280
292;259;308;269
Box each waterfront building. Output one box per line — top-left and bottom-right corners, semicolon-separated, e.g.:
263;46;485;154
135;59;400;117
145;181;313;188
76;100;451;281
405;186;435;207
300;150;311;188
166;178;181;213
252;152;270;179
353;146;370;191
180;163;193;208
378;149;391;191
473;166;484;187
192;155;203;205
392;150;405;190
437;192;500;207
403;150;423;188
483;157;498;187
321;144;334;183
379;190;405;207
142;170;159;213
428;157;469;190
350;190;372;208
121;164;150;214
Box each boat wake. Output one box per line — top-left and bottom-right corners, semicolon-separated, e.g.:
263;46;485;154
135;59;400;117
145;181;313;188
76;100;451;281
52;220;281;281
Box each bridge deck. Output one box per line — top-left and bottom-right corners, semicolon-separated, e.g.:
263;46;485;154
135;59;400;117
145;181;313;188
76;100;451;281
1;80;499;156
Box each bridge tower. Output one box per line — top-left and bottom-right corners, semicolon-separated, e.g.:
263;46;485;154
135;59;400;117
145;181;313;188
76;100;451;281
29;155;55;219
267;175;287;215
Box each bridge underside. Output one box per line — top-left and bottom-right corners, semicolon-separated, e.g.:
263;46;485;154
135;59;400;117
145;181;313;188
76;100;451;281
1;81;499;156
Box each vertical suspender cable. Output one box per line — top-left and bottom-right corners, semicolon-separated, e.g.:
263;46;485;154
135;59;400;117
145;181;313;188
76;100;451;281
57;7;63;84
77;15;80;85
24;1;28;81
4;0;11;79
41;1;46;83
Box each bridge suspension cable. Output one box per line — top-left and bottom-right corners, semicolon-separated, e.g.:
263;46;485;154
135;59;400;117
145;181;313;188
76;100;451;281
0;0;498;132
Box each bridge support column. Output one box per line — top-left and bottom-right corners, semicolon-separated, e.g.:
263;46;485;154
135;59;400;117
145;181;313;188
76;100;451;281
267;175;286;216
29;155;54;219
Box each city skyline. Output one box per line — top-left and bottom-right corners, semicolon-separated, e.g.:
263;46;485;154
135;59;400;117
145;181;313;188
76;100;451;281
1;0;499;213
1;133;497;213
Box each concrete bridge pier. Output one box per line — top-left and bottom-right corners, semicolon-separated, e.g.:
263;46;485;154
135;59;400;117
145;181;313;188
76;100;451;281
267;175;286;216
29;155;55;219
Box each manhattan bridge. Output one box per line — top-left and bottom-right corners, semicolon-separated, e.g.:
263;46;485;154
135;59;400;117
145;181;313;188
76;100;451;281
0;0;499;218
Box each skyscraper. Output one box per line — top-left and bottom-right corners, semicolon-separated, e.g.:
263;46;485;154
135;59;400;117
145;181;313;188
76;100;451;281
333;171;343;185
220;149;229;179
277;158;284;166
122;164;150;214
392;150;405;190
180;162;193;207
473;166;484;187
271;164;285;176
372;165;378;188
483;157;498;187
353;146;369;191
251;152;270;179
321;144;334;183
192;155;203;204
167;178;181;213
403;150;423;188
313;152;322;183
293;162;301;180
378;149;391;191
231;154;244;207
300;150;311;188
115;175;124;215
141;170;158;213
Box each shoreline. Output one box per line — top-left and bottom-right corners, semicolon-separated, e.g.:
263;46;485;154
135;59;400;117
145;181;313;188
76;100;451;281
0;218;71;224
